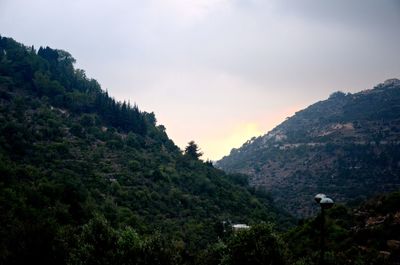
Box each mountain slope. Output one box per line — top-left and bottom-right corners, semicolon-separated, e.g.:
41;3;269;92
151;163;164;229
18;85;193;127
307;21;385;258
0;36;290;264
217;80;400;217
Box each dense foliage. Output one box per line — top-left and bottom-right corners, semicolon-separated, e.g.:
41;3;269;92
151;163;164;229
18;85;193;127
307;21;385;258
286;191;400;265
0;36;294;264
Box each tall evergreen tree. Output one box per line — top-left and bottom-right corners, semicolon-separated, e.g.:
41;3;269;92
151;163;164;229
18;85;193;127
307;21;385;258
184;141;203;160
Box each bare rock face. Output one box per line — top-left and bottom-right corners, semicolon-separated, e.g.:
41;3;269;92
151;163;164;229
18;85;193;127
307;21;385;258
366;215;388;227
387;240;400;251
394;212;400;225
217;79;400;218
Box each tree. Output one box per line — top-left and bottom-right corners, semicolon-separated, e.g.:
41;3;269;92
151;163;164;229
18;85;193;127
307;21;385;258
223;223;289;265
69;215;118;265
184;141;203;160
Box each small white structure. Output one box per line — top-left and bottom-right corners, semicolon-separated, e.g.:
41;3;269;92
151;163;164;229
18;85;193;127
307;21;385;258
232;224;250;232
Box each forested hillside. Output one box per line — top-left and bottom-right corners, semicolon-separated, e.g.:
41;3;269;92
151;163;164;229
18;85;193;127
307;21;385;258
217;79;400;217
0;36;291;264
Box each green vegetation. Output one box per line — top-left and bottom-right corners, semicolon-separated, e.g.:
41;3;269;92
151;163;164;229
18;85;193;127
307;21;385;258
286;191;400;264
0;36;294;264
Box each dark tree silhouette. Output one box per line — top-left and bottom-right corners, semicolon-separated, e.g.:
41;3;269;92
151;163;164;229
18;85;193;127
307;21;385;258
184;140;203;160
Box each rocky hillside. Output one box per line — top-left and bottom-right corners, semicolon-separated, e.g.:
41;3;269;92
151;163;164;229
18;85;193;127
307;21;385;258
217;79;400;217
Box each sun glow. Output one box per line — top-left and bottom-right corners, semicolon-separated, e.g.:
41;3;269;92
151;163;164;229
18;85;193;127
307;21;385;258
198;122;264;161
198;106;301;161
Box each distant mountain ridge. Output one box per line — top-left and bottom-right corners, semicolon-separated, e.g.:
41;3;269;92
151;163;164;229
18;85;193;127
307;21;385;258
217;79;400;217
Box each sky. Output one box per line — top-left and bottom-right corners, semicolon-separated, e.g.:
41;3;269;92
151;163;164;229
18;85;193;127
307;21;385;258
1;0;400;160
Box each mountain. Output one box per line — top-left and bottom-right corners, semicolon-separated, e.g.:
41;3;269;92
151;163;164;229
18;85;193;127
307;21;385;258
217;79;400;218
0;36;291;264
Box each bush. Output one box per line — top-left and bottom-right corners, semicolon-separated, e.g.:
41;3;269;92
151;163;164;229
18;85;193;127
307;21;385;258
222;223;289;265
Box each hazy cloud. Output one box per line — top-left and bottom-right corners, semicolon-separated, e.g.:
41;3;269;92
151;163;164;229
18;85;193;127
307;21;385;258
1;0;399;159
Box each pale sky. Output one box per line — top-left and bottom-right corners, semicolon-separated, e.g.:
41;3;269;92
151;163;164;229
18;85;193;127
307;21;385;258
1;0;399;160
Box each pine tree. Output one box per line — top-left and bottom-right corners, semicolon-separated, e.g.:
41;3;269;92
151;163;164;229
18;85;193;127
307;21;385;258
184;141;203;160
